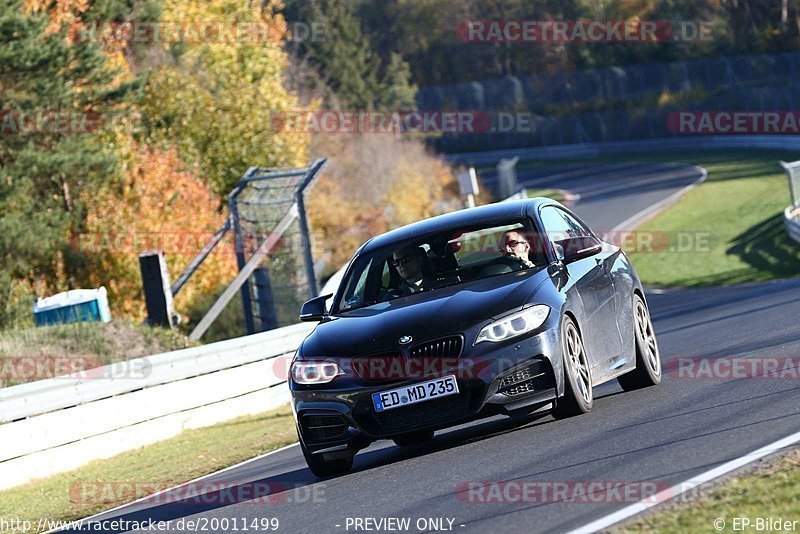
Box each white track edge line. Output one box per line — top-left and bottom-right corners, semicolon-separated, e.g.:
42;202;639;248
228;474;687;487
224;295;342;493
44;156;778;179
566;428;800;534
47;441;299;532
608;165;708;235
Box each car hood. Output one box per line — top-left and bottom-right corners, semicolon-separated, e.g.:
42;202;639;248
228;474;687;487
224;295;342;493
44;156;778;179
301;268;551;358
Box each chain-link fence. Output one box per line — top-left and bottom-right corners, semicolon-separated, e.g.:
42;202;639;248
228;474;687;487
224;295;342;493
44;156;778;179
181;160;326;341
230;160;325;333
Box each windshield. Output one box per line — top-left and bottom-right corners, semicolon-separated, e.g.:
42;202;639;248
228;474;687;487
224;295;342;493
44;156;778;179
335;219;547;312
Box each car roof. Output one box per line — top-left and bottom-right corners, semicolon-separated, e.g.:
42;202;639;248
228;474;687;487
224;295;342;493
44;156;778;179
362;198;561;253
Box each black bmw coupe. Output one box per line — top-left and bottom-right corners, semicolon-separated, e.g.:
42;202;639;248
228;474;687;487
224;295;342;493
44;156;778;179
290;198;661;477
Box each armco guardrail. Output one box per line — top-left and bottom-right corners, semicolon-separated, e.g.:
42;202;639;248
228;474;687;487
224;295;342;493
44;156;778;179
0;321;314;490
786;206;800;245
445;135;800;166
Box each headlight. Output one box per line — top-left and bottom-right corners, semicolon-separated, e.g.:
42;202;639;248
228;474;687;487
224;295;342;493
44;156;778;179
291;361;342;385
476;305;550;344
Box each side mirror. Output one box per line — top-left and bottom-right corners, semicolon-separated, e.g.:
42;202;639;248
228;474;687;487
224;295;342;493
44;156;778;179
553;243;565;262
299;293;333;322
556;236;603;263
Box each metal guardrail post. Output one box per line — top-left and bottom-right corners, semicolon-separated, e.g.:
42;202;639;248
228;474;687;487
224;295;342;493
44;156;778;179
139;251;175;327
253;267;278;331
497;156;520;199
780;160;800;208
230;168;259;335
296;190;318;298
295;159;327;298
779;161;800;245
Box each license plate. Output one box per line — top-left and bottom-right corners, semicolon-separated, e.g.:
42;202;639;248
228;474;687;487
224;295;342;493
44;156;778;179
372;375;459;412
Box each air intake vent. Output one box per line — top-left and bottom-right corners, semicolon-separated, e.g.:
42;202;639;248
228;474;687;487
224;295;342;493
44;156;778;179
497;361;554;396
501;380;539;396
301;413;348;443
409;335;464;359
499;368;536;388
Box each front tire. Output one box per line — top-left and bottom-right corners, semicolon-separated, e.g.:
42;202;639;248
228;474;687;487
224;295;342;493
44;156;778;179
553;316;593;419
618;294;662;391
300;436;353;478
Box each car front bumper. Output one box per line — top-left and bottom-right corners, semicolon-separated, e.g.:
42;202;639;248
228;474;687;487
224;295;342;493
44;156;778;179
290;324;564;456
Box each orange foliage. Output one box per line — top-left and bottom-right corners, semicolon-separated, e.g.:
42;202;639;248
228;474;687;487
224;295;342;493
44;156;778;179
307;176;388;273
81;136;236;320
23;0;89;33
307;134;462;273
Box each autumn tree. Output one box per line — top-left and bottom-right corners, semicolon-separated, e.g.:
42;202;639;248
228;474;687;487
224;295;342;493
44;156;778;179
284;0;417;110
307;133;461;274
81;133;237;321
142;0;311;197
0;0;129;325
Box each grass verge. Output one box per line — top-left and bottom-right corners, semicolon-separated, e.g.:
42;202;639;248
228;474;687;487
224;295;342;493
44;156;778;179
623;151;800;287
525;188;567;203
0;320;195;388
490;149;800;287
617;447;800;532
0;405;297;532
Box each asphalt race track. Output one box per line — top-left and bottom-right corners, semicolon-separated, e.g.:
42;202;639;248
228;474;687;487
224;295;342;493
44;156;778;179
63;163;800;534
483;161;705;231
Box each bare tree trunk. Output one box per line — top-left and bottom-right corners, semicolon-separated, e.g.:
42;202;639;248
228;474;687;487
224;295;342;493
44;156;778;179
782;0;789;28
61;177;73;212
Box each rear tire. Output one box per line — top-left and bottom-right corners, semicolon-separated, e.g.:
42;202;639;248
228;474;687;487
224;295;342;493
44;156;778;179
553;316;593;419
392;429;434;447
300;436;353;478
618;294;662;391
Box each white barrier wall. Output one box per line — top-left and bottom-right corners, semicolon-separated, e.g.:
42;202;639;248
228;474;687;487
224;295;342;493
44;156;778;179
0;322;314;490
786;206;800;245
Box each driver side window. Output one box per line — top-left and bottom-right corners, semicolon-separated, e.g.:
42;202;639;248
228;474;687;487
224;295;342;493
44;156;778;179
539;207;592;241
540;206;573;244
539;206;594;260
559;210;593;238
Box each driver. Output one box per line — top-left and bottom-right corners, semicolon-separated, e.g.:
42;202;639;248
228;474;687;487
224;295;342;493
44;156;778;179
391;246;436;295
499;230;535;268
